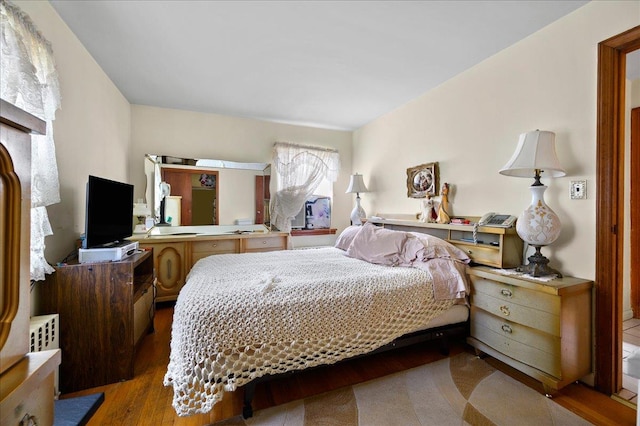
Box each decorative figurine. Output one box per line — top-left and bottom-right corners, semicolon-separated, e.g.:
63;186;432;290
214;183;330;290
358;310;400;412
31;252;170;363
437;182;451;224
420;195;436;223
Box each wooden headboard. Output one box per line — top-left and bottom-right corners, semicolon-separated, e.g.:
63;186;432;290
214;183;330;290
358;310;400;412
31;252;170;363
368;214;523;269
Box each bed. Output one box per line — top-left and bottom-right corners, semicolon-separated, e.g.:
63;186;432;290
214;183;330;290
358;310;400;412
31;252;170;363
164;222;472;417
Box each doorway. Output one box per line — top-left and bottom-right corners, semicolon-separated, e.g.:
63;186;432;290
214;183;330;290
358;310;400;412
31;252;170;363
162;168;220;226
596;25;640;395
630;107;640;320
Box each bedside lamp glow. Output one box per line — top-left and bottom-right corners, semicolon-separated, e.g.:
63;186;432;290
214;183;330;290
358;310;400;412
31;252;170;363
346;173;369;226
499;130;566;277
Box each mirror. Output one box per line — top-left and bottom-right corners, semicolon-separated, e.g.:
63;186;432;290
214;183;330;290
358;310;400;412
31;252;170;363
144;154;271;227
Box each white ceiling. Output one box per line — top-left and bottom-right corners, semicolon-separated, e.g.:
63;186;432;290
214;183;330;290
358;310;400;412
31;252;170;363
50;1;591;131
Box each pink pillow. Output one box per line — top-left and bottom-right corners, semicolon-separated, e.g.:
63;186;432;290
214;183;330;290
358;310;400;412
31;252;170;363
410;231;470;263
334;226;363;251
346;223;409;266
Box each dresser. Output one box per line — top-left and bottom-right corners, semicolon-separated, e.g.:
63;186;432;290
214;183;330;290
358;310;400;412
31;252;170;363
466;266;592;395
0;99;60;425
132;229;289;302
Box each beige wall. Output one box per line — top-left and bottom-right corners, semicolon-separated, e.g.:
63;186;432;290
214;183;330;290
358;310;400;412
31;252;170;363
18;0;639;269
130;105;353;244
16;1;132;263
353;1;639;281
16;2;352;260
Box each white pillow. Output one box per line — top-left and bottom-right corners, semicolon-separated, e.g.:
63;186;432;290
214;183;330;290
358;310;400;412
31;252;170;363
346;223;409;266
410;231;470;263
334;226;363;251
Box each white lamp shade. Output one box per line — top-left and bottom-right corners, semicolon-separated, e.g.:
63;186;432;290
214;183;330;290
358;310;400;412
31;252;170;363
499;130;566;178
346;173;369;194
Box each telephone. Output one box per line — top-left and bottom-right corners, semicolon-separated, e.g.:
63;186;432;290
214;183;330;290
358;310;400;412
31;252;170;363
478;212;517;228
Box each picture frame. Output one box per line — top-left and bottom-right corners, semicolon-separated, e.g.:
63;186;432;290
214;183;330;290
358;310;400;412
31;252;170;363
406;162;439;198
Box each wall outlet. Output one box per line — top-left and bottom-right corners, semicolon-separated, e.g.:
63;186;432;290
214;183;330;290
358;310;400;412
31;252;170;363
570;180;587;199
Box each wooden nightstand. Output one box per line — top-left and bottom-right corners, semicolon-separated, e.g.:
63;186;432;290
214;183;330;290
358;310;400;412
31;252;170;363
466;266;592;396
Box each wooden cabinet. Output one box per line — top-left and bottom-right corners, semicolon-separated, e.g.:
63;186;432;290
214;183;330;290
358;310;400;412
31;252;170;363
137;232;289;302
1;351;61;426
0;99;60;424
40;250;155;393
368;216;523;268
466;266;592;394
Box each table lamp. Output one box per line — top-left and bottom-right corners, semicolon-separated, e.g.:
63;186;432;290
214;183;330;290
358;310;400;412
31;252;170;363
499;130;566;277
133;202;151;233
346;173;369;225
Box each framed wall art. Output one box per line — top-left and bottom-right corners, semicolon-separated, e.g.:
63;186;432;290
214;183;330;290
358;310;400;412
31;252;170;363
406;162;439;198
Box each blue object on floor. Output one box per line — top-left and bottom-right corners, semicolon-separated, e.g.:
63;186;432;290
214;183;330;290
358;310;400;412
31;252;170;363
54;392;104;426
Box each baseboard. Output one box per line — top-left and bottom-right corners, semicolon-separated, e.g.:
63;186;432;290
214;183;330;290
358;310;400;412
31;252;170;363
623;309;634;322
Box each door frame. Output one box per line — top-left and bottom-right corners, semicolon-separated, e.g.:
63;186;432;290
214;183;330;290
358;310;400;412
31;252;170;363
596;25;640;394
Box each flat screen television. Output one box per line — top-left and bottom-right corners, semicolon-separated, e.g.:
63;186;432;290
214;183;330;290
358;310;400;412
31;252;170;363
83;175;134;249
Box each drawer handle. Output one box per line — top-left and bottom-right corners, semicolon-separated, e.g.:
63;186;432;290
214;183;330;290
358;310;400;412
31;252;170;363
500;289;513;298
167;259;172;280
211;243;217;247
501;324;513;333
20;413;38;426
467;250;472;255
499;305;510;316
262;241;267;244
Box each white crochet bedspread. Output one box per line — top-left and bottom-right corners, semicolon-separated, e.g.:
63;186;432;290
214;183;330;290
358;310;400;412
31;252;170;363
164;247;457;416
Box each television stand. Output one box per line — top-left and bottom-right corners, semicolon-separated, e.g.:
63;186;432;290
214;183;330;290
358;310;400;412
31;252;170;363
40;250;155;392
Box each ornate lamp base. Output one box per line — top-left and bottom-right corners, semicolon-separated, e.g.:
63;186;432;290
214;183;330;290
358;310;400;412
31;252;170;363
350;195;366;225
516;246;563;278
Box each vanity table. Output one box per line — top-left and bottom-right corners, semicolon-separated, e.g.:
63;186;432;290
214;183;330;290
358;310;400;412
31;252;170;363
131;225;289;302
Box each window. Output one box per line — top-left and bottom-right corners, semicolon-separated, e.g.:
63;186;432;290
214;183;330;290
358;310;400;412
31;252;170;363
269;142;339;233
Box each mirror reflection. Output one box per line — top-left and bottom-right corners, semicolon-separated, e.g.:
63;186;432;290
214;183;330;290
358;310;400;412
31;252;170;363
144;154;271;227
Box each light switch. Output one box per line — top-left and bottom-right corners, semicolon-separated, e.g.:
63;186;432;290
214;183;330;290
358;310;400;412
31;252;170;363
570;180;586;199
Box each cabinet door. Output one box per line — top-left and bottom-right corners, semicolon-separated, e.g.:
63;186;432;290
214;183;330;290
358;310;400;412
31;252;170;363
152;243;186;301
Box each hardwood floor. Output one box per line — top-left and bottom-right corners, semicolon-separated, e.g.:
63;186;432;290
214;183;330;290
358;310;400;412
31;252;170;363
60;304;636;425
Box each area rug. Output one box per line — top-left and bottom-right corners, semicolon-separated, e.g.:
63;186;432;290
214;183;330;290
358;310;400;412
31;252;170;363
213;352;591;425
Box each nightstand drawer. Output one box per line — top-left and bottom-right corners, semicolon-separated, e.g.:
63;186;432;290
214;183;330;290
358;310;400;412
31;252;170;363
472;290;560;336
192;239;239;254
471;308;560;377
471;277;560;314
452;243;503;268
471;306;560;355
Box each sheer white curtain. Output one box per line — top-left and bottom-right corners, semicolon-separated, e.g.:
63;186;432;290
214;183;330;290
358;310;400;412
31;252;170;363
270;142;339;232
1;0;61;281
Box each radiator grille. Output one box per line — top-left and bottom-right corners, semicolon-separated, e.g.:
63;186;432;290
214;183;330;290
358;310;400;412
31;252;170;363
30;314;59;352
30;314;60;396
